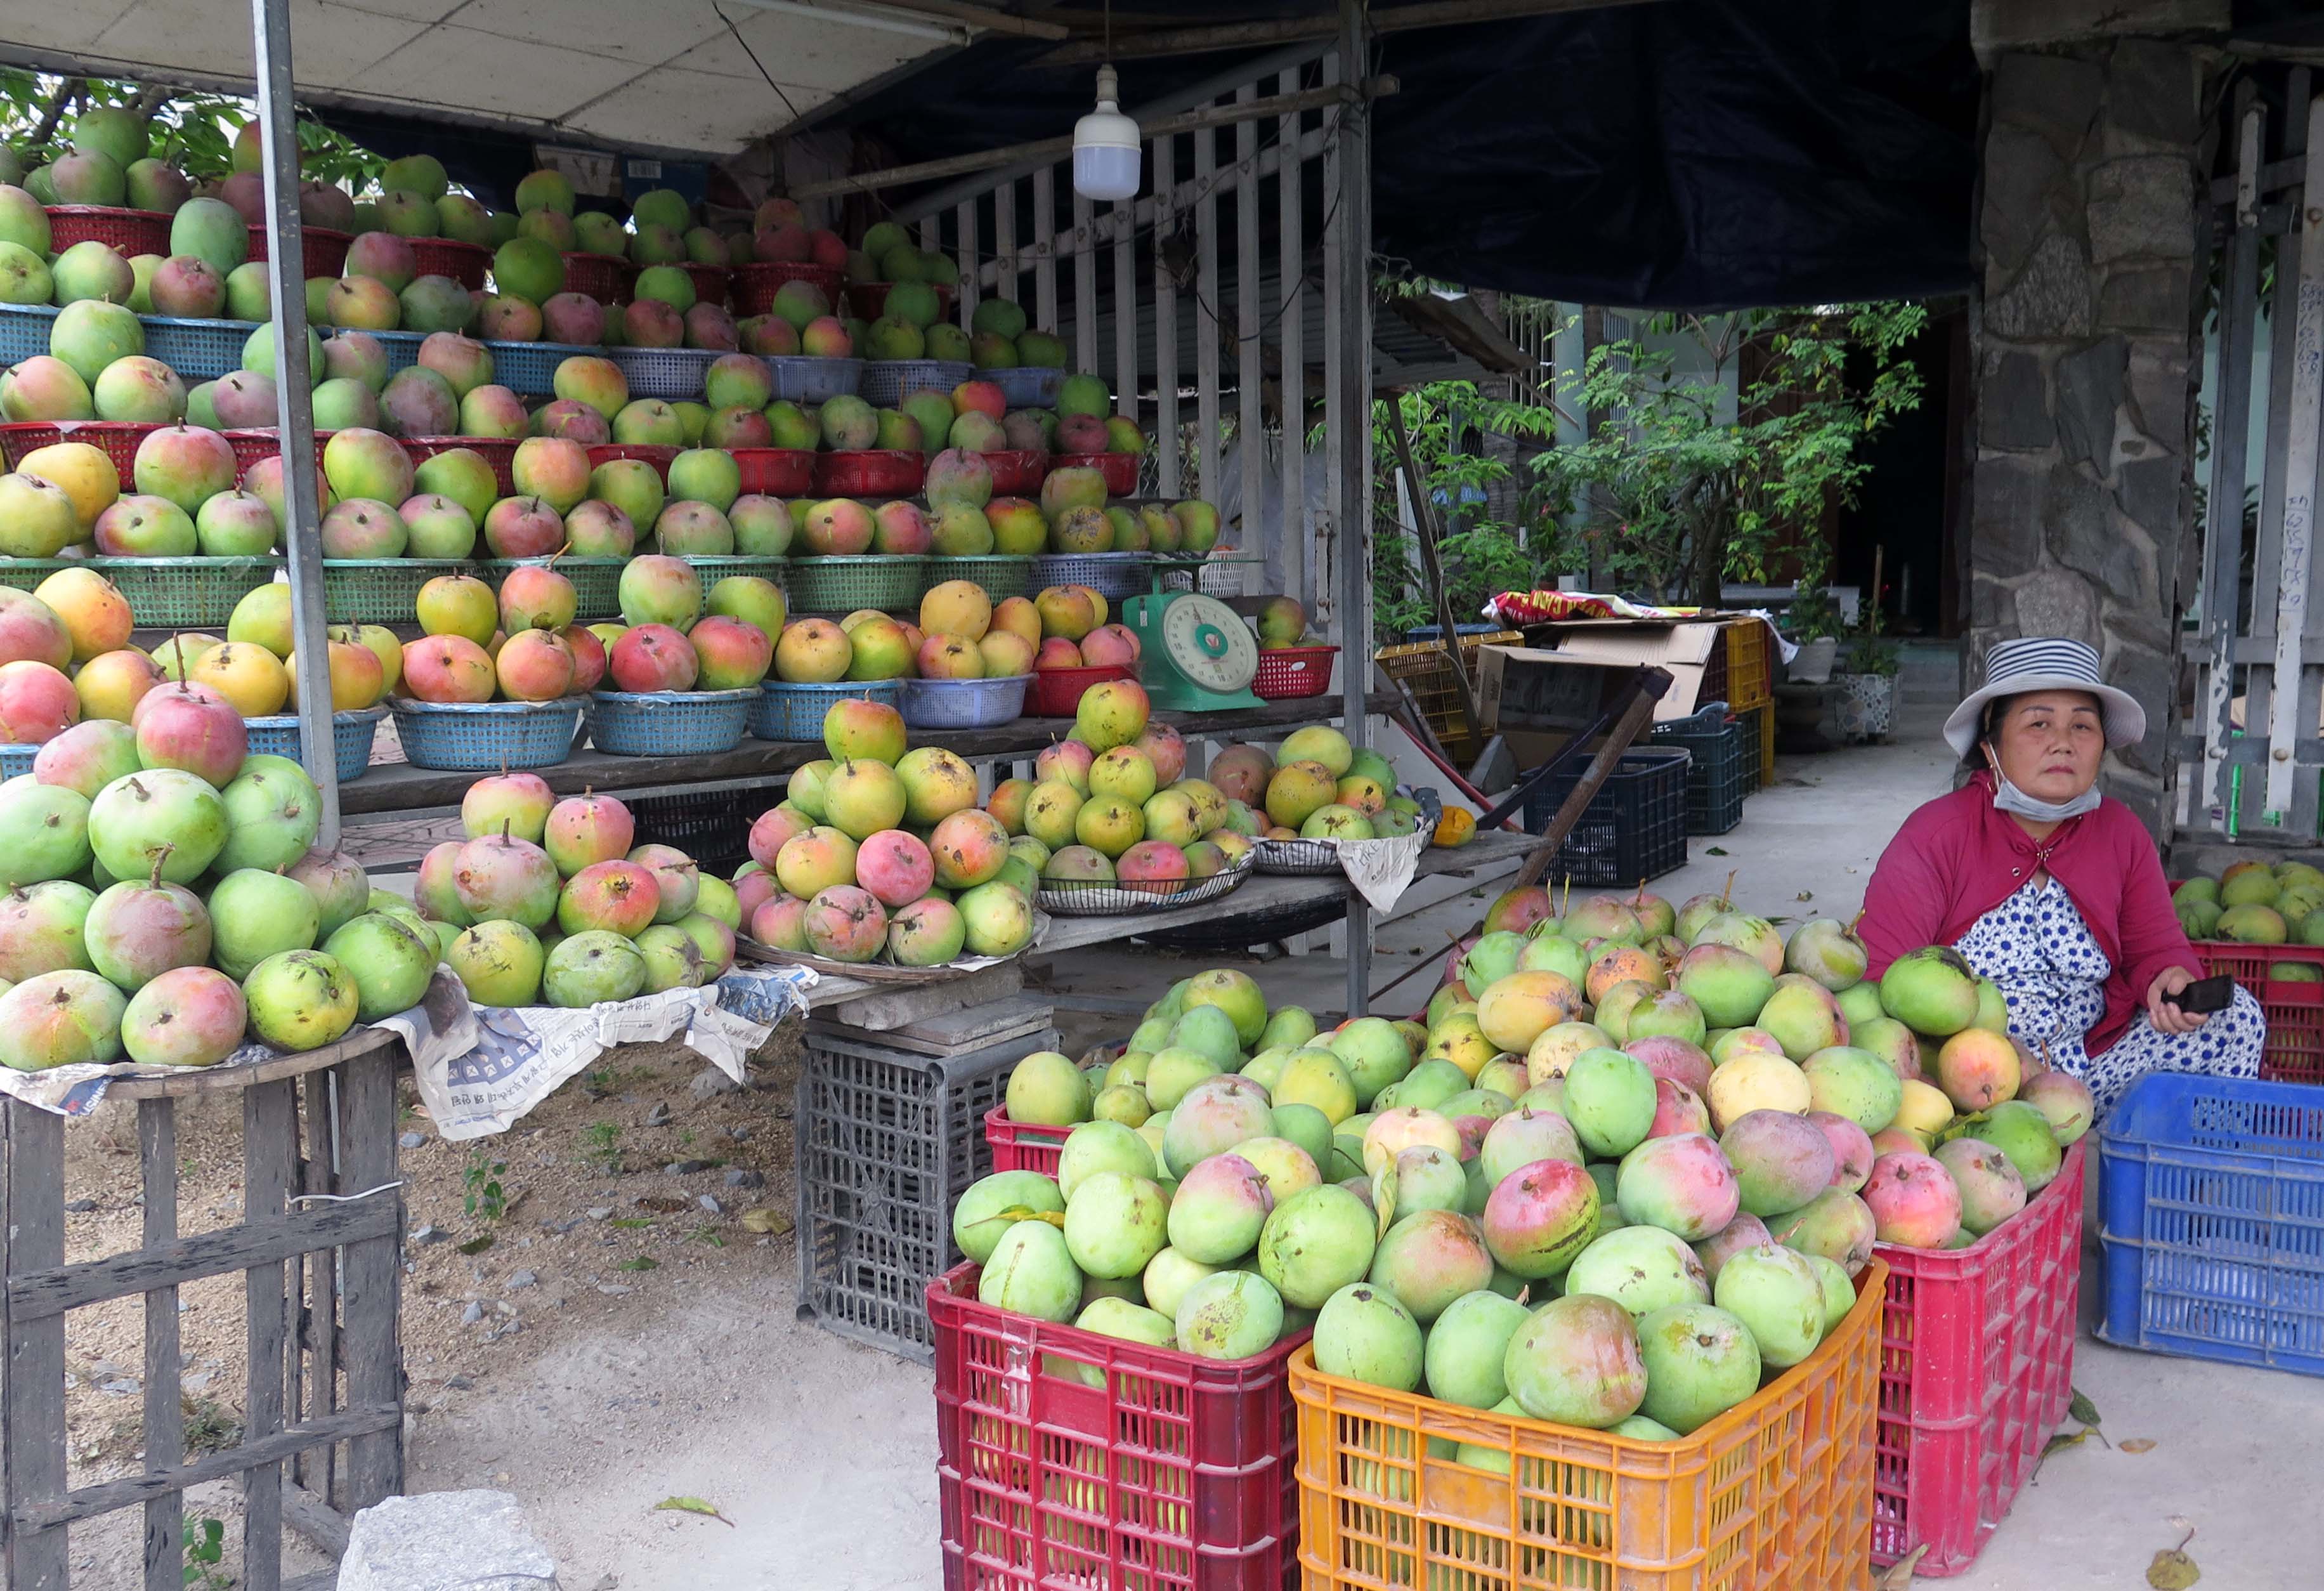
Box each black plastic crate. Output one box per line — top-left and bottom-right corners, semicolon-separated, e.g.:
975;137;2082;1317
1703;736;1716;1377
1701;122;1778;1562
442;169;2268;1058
1519;747;1689;886
627;788;758;877
1652;707;1748;835
795;1022;1059;1363
1737;704;1766;797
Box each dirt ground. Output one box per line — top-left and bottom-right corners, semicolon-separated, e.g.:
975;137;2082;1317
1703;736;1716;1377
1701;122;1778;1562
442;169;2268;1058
53;1024;811;1587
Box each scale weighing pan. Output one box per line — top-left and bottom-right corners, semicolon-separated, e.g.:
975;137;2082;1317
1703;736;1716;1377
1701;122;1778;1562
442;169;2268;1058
1121;591;1260;711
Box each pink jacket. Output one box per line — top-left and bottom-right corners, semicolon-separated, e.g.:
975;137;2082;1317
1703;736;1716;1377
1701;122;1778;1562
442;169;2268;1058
1858;772;2197;1056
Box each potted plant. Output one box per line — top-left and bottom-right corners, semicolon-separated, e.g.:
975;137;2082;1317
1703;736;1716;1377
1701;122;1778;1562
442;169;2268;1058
1831;615;1900;740
1782;584;1844;683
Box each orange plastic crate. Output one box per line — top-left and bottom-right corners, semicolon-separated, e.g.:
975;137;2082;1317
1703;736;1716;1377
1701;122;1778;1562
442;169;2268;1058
1289;1260;1885;1591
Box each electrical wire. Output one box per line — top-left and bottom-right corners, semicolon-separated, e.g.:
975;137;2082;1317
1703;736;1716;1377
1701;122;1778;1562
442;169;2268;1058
717;3;807;128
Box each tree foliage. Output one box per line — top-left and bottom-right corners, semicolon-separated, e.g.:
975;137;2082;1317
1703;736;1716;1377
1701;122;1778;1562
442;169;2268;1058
0;70;389;190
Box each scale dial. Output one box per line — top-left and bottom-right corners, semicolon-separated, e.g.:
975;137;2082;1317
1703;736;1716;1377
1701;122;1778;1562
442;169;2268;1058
1156;593;1258;691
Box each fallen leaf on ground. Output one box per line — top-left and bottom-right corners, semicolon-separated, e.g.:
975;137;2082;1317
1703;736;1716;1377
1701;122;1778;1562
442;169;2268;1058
1874;1545;1928;1589
740;1207;792;1235
655;1496;734;1527
2121;1437;2157;1454
2147;1548;2200;1588
1706;846;1728;856
2069;1388;2101;1425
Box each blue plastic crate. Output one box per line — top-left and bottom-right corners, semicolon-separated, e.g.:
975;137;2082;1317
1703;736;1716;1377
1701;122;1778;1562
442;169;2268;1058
589;688;756;756
2099;1072;2324;1376
0;743;33;778
389;696;584;771
244;707;388;785
768;355;861;403
481;339;604;397
0;303;60;363
143;315;263;381
900;674;1028;730
329;328;426;377
751;679;902;742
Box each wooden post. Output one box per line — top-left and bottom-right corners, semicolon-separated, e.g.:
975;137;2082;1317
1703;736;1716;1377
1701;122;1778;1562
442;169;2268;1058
1151;137;1182;499
336;1044;402;1507
1073;192;1097;375
140;1100;182;1591
1387;398;1481;741
1195;114;1222;501
1033;166;1059;332
1334;0;1374;1017
241;1079;297;1591
1237;81;1266;598
1277;64;1310;615
3;1104;70;1589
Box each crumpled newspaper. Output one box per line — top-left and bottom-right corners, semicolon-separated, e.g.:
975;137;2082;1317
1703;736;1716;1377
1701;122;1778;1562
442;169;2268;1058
0;969;481;1120
1332;825;1436;912
411;964;816;1141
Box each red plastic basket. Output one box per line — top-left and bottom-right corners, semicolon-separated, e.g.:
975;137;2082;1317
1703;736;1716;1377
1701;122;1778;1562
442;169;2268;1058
1871;1137;2086;1575
245;225;351;279
729;447;815;496
981;1106;1068;1175
2189;939;2324;1084
585;443;679;483
812;448;924;498
410;237;491;291
1023;663;1135;719
1251;645;1338;700
845;281;956;323
681;263;731;308
1052;450;1138;497
44;206;172;256
559;252;636;306
0;420;164;474
223;428;331;483
402;436;518;496
931;1262;1306;1591
731;262;844;317
983;448;1047;495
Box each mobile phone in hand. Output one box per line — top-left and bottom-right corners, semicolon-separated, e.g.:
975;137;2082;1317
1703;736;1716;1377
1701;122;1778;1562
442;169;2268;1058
2165;974;2233;1015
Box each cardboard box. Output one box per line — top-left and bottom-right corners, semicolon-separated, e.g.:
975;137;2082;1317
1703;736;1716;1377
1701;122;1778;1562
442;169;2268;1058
1539;620;1721;721
1475;646;1643;769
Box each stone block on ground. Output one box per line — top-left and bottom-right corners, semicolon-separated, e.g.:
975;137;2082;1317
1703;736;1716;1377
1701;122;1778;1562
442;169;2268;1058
338;1490;560;1591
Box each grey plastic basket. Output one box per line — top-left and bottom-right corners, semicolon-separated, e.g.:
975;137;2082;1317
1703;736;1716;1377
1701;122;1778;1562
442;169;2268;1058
587;688;757;756
606;346;724;402
483;338;609;398
1026;552;1158;601
898;673;1029;730
986;366;1064;407
767;355;863;403
859;359;973;407
1034;855;1256;917
389;695;585;770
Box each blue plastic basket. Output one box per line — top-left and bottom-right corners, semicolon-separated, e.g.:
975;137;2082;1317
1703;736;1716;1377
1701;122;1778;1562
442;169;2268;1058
986;367;1063;407
481;339;605;397
0;743;34;778
589;688;757;756
768;355;862;403
481;557;625;620
858;359;972;407
335;328;426;377
244;706;388;785
1027;552;1157;601
899;673;1029;730
2099;1072;2324;1376
389;695;584;771
750;679;903;742
605;346;724;402
0;304;61;363
143;315;263;381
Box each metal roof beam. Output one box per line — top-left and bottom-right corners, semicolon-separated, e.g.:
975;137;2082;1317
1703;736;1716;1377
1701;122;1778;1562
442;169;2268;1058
1037;0;1665;67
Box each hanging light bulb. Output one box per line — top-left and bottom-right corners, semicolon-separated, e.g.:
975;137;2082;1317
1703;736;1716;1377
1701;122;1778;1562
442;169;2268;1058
1073;63;1140;201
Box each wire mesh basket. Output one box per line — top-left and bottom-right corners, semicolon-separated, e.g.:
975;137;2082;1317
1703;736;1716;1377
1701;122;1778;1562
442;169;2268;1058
729;262;844;317
605;346;724;402
401;436;518;495
389;695;584;770
483;339;606;398
923;554;1032;600
323;559;478;625
243;705;388;785
141;315;259;381
686;556;789;593
1251;644;1338;700
985;367;1065;407
223;427;331;482
1251;837;1345;875
899;674;1029;730
408;237;490;290
558;252;637;304
681;263;730;308
0;303;59;363
0;420;162;473
1026;552;1156;600
782;554;925;613
858;359;972;407
1035;854;1255;917
584;443;678;481
0;558;75;593
44;206;171;254
483;556;625;619
751;679;903;741
767;355;861;403
89;556;284;627
589;688;758;756
245;225;351;278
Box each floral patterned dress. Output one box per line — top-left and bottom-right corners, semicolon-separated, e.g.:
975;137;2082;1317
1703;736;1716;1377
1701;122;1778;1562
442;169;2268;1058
1951;879;2264;1117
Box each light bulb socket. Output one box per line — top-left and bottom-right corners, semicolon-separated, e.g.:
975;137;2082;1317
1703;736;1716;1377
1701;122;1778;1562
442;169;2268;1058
1073;62;1141;201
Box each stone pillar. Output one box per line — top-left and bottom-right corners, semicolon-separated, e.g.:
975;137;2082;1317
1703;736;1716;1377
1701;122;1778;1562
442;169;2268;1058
1968;39;2215;836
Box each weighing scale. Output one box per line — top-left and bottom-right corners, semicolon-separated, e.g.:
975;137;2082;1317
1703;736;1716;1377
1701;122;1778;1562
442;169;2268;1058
1121;591;1261;710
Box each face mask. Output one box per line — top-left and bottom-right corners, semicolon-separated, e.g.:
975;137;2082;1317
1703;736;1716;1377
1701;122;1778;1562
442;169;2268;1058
1987;763;2101;823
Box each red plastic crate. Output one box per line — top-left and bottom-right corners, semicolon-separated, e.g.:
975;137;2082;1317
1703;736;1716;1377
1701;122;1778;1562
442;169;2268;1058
0;419;166;474
1871;1137;2086;1575
930;1262;1305;1591
1053;451;1138;497
585;443;678;483
44;206;171;255
682;263;731;308
245;225;350;279
402;436;518;496
559;252;636;305
222;428;332;483
411;237;490;291
729;447;815;496
981;1106;1067;1175
1023;664;1135;718
847;280;956;323
2189;939;2324;1084
813;448;924;498
983;448;1046;495
731;262;844;317
1251;645;1337;700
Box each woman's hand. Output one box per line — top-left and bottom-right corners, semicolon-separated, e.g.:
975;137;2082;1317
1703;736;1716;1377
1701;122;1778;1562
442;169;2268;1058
2148;966;2209;1034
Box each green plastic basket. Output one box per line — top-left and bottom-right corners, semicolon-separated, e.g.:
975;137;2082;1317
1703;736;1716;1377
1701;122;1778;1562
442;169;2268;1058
0;558;74;593
782;555;926;615
91;556;285;628
322;559;478;625
925;555;1032;601
687;556;790;598
482;558;624;621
